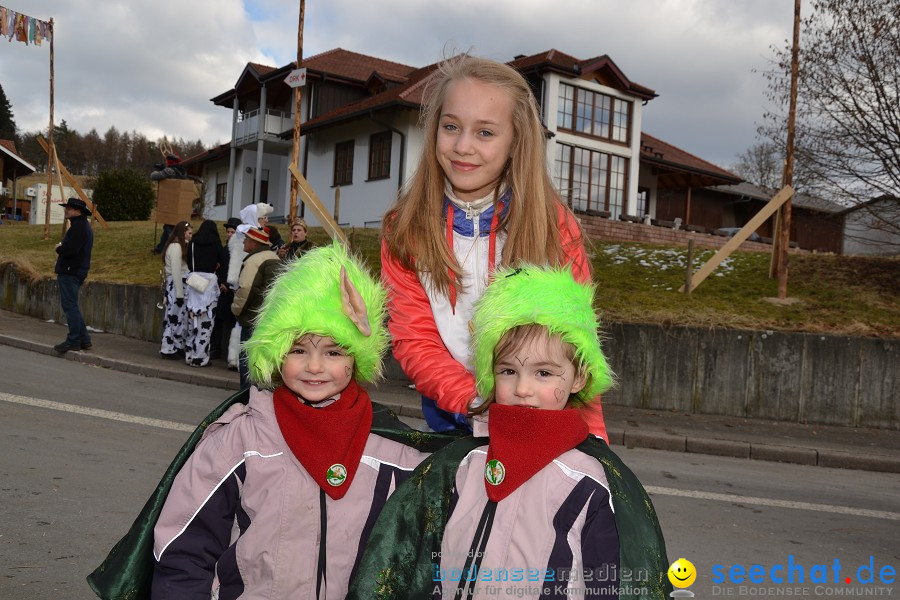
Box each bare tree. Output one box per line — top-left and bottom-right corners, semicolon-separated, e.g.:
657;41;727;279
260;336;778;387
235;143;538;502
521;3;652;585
730;142;782;191
760;0;900;245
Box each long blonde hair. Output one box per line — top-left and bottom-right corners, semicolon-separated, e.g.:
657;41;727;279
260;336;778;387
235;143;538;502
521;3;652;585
383;54;582;296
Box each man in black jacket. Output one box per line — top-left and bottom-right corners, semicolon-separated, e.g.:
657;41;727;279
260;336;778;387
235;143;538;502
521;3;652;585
53;198;94;353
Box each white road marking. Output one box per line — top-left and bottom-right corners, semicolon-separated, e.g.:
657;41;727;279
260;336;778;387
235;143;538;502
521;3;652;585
0;391;194;432
4;391;898;521
645;485;900;521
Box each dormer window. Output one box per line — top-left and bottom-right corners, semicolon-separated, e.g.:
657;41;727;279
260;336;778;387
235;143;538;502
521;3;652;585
557;83;631;144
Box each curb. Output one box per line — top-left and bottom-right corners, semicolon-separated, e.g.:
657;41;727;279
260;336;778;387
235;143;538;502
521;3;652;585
2;334;898;474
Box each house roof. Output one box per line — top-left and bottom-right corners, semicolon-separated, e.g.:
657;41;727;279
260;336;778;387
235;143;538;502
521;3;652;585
180;142;231;174
509;49;657;100
640;133;741;189
301;48;416;84
835;194;899;216
299;49;658;135
711;181;849;214
296;64;436;134
1;139;37;179
211;49;417;108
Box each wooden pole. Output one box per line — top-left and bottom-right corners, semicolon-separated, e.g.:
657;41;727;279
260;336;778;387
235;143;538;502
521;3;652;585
333;186;340;223
288;163;347;244
53;147;67;238
683;239;694;295
680;186;793;293
684;187;692;226
288;0;306;223
37;136;108;228
43;18;55;240
776;0;801;299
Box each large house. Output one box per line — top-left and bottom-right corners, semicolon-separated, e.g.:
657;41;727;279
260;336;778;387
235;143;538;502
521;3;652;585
183;48;740;229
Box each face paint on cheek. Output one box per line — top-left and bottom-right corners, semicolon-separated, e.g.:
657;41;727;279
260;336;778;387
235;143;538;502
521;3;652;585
554;388;567;405
345;365;352;377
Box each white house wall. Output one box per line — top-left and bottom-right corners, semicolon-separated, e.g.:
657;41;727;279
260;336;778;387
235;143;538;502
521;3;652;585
203;162;232;221
230;151;290;219
302;118;412;228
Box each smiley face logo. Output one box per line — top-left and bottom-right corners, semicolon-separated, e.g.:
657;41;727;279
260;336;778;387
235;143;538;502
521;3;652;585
667;558;696;588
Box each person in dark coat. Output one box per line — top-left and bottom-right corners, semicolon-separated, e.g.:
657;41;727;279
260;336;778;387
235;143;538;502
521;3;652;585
278;218;315;261
211;218;241;362
53;198;94;353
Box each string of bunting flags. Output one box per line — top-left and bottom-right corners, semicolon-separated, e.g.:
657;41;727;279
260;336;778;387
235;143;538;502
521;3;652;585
0;5;51;46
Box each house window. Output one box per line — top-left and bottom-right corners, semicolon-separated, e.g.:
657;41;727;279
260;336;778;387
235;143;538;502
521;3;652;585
368;131;392;180
637;186;650;217
554;143;629;218
557;83;632;144
215;182;227;206
334;140;354;186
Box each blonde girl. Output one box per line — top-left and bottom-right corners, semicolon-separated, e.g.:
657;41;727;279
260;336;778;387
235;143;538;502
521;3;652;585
381;54;606;437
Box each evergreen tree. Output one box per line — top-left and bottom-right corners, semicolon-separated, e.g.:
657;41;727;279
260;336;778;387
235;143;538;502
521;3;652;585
0;83;18;141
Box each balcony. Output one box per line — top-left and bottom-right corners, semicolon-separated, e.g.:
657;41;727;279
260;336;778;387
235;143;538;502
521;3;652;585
234;108;293;149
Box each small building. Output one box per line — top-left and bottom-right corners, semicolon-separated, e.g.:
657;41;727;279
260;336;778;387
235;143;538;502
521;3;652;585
0;139;37;221
657;181;847;253
839;195;900;256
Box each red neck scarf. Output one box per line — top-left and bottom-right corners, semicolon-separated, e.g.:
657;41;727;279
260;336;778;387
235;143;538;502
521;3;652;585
484;404;589;502
273;380;373;500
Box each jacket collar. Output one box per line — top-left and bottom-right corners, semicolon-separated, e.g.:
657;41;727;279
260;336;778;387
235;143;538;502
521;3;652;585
442;188;511;237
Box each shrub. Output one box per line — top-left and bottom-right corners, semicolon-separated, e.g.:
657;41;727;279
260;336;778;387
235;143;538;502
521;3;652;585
91;168;155;221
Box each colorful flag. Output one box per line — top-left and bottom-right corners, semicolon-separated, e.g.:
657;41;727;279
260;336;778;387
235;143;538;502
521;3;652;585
0;5;50;46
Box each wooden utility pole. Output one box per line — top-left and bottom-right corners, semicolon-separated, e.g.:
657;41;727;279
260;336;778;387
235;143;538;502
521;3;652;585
43;18;55;240
775;0;801;298
288;0;306;223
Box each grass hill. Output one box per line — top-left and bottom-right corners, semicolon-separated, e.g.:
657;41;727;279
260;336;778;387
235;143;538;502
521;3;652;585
1;219;897;338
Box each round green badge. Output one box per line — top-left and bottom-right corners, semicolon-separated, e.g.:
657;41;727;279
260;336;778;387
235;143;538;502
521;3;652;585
326;463;347;486
484;459;506;485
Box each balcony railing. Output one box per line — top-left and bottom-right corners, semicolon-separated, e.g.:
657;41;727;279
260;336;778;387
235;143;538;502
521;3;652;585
234;109;292;145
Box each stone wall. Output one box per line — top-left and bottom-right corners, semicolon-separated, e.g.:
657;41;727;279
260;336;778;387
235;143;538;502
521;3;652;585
2;262;895;428
578;214;807;253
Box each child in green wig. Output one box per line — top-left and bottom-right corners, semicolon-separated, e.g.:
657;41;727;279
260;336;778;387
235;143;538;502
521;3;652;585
147;242;437;599
348;265;671;600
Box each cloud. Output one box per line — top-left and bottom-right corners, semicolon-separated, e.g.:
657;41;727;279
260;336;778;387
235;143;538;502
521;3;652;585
1;0;804;168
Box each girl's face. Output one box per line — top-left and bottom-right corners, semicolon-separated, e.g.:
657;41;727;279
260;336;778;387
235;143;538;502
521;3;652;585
184;227;193;242
291;225;307;242
281;334;354;403
436;78;515;202
493;333;585;410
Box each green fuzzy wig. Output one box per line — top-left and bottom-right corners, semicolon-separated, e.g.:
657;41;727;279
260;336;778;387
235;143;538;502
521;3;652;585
244;242;388;387
471;265;614;406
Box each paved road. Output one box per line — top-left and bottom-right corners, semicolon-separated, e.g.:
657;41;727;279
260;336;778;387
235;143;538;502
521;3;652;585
1;345;897;599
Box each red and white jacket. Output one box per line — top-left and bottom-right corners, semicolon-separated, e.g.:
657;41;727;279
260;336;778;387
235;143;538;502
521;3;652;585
381;192;607;440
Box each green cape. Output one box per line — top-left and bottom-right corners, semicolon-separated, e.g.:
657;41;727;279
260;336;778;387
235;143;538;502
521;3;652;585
86;389;457;600
347;436;673;600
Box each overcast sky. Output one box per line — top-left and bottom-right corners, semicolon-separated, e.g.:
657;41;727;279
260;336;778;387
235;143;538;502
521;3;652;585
1;0;805;170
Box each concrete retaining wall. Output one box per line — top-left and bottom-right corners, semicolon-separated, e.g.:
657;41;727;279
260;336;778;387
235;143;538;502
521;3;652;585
1;263;163;342
602;323;898;429
2;263;896;428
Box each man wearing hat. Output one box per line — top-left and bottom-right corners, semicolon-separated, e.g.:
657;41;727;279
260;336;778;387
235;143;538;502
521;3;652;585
54;198;94;353
231;226;280;389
